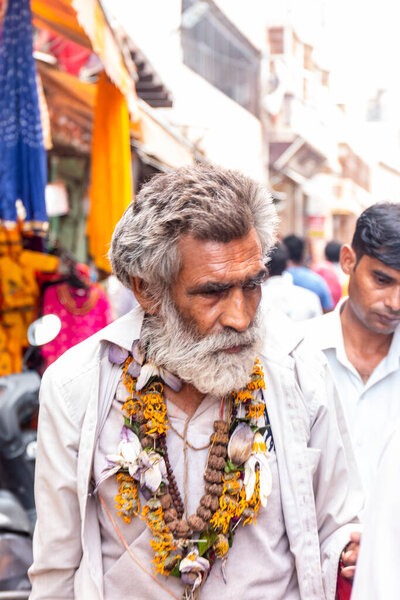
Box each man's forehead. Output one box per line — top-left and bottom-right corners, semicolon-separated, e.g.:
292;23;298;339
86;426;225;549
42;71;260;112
177;230;264;281
361;254;400;278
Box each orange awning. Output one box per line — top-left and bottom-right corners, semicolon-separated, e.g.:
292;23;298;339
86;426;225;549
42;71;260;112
38;61;194;167
31;0;140;121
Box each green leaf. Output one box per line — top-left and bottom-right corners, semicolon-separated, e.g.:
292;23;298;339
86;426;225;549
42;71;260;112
198;530;218;556
169;563;181;578
123;417;140;437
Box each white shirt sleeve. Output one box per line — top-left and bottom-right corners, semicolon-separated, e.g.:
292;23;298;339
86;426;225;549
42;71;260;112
351;426;400;600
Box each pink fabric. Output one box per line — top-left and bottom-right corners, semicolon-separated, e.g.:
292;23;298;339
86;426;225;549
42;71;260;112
41;284;112;368
312;261;342;307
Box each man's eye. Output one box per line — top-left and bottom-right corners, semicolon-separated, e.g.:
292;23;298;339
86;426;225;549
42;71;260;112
243;282;260;291
201;289;225;296
375;276;389;285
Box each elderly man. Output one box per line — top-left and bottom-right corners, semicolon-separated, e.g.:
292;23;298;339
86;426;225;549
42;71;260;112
29;165;362;600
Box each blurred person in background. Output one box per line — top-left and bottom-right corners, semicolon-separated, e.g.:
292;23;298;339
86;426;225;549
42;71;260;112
262;242;322;321
324;241;349;298
303;202;400;511
312;241;343;307
324;241;346;282
283;234;334;312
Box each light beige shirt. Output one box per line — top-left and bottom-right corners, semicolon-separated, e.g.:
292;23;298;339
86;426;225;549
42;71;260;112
29;306;363;600
94;376;300;599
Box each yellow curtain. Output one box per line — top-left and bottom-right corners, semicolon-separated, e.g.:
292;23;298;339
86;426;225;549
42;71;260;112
87;72;133;273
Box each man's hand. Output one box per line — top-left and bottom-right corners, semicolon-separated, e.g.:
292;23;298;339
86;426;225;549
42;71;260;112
340;531;361;580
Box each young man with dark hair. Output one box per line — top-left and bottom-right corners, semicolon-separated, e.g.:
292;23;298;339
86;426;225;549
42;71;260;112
304;202;400;508
283;234;334;311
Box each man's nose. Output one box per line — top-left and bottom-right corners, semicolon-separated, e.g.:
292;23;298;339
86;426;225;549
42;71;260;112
386;286;400;313
219;288;251;332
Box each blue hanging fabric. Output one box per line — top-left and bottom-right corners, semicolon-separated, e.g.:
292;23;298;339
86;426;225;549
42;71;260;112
0;0;48;231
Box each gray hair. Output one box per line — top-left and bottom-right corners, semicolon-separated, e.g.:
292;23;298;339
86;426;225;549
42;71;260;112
109;163;278;295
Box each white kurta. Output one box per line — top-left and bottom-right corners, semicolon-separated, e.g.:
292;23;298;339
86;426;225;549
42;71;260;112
303;300;400;506
351;425;400;600
94;382;300;600
29;306;363;600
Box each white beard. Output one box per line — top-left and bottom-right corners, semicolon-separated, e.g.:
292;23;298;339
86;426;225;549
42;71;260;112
139;295;266;397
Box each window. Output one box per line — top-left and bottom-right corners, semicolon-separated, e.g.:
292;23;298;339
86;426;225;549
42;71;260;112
181;0;261;116
269;27;285;55
303;43;314;71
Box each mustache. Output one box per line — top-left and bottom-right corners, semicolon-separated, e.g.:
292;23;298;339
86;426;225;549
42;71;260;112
205;328;258;353
140;294;265;396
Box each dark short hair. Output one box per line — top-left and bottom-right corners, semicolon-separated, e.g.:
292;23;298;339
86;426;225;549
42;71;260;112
352;202;400;270
325;241;341;262
283;235;304;263
268;243;289;276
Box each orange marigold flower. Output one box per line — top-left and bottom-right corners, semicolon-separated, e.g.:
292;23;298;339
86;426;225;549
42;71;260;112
246;403;265;419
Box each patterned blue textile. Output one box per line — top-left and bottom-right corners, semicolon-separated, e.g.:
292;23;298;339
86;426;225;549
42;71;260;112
0;0;47;227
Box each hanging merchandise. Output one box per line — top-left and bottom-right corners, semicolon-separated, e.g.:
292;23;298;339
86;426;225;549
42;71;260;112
87;72;133;273
0;226;59;375
0;0;48;232
41;263;112;368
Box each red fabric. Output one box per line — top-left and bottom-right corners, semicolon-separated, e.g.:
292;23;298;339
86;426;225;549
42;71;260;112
312;261;342;307
337;573;352;600
49;35;91;76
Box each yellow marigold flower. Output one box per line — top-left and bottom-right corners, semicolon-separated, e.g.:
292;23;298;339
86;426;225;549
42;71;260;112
214;534;229;557
235;389;253;404
210;509;231;534
252;437;267;453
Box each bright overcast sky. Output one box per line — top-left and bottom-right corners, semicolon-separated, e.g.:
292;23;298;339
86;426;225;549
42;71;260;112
107;0;400;111
325;0;400;102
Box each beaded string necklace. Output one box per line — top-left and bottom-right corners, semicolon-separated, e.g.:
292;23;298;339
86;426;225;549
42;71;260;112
103;343;272;599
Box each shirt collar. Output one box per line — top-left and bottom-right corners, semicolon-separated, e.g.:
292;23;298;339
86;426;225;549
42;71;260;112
386;324;400;370
99;304;145;350
309;298;345;352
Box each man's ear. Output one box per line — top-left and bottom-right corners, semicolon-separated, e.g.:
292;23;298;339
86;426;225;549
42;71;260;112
340;244;357;275
130;277;158;314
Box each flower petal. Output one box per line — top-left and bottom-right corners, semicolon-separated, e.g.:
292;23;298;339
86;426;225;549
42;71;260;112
179;553;210;591
108;343;129;365
127;360;141;378
161;369;182;392
128;463;140;478
115;380;128;403
119;438;141;463
120;425;136;442
142;465;162;493
228;422;254;466
136;363;160;391
106;453;124;465
244;458;257;501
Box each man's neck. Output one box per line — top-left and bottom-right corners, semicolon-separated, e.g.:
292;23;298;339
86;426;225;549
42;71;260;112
340;300;393;383
165;381;206;418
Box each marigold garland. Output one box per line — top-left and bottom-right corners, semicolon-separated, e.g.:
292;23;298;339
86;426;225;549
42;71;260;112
107;349;270;598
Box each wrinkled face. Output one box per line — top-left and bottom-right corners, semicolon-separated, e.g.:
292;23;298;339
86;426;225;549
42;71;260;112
170;229;266;343
342;246;400;334
136;229;268;395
